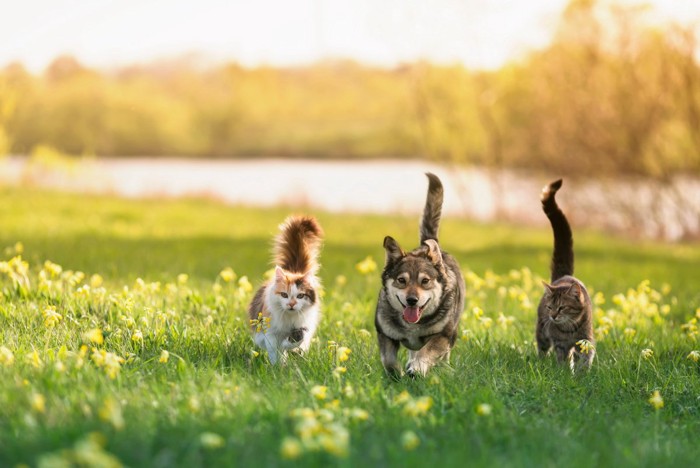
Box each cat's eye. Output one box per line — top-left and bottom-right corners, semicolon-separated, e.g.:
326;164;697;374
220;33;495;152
280;292;288;298
296;293;304;299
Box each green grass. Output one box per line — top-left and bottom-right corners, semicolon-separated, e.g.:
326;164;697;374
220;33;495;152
0;187;699;467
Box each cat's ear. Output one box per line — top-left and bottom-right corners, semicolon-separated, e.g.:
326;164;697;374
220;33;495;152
423;239;444;269
567;282;585;303
542;281;554;293
274;266;286;282
383;236;404;265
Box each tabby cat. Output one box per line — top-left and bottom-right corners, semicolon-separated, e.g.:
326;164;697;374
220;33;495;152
247;215;323;365
536;179;595;371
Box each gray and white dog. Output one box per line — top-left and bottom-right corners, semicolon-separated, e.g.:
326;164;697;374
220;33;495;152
374;173;465;377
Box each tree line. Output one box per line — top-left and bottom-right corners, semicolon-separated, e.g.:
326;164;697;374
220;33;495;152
0;0;698;179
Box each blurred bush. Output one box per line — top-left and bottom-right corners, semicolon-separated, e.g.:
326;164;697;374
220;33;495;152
0;0;698;178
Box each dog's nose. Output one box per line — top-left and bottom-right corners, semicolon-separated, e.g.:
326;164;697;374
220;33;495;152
406;296;418;306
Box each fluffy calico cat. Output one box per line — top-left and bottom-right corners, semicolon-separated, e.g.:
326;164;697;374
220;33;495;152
536;179;595;371
247;215;323;365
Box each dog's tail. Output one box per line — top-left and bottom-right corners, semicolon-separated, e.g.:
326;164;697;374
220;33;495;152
420;173;444;244
274;215;324;275
540;179;574;281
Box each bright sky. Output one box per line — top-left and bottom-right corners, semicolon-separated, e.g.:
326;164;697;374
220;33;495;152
1;0;699;72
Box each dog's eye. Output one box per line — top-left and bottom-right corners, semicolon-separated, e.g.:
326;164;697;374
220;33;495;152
396;277;406;286
296;293;305;299
280;292;288;298
421;278;430;286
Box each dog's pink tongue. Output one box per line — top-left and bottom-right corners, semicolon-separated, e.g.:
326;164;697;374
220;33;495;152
403;306;421;323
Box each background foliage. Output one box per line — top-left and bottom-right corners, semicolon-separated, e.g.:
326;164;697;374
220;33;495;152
1;0;699;178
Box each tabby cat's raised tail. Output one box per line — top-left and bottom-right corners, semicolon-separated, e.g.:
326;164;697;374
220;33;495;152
420;173;444;244
274;216;324;275
541;179;574;282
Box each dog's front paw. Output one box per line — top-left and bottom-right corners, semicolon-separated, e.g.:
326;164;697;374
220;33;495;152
406;360;430;377
383;364;403;381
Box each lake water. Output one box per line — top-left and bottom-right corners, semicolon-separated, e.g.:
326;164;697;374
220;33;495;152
2;156;698;241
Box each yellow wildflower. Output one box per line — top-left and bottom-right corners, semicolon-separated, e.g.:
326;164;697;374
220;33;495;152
177;273;189;285
393;390;411;405
30;393;46;414
131;330;143;342
335;275;347;287
337;346;351;362
43;260;63;277
238;276;253;293
355;256;377;275
333;366;347;378
593;291;605;305
324;399;341;410
249;312;271;333
188;396;201;413
402;396;433;417
576;339;595;355
311;385;328;400
90;274;104;288
346;408;369;422
43;306;62;328
641;348;654;360
98;397;125;430
200;432;225;449
159;350;170;363
687;350;700;362
280;437;303;459
91;349;125;379
648;390;664;410
219;267;236;283
480;317;493;329
84;328;104;345
623;328;636;339
401;430;420;451
28;350;43;369
318;425;349;457
0;346;14;366
476;403;493;416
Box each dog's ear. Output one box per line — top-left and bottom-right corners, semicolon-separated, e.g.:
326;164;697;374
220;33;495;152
423;239;444;268
383;236;404;264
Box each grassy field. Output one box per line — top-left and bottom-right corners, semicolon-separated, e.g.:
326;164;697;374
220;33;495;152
0;187;699;467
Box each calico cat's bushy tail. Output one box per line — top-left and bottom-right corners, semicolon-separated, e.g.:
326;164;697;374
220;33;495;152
541;179;574;282
274;216;324;275
420;173;444;244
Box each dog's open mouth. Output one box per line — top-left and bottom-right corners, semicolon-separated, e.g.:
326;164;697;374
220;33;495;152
399;297;431;324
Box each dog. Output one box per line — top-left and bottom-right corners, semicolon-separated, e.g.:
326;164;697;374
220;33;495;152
374;173;465;377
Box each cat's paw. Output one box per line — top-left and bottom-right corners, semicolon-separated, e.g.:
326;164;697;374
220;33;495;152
288;327;307;343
